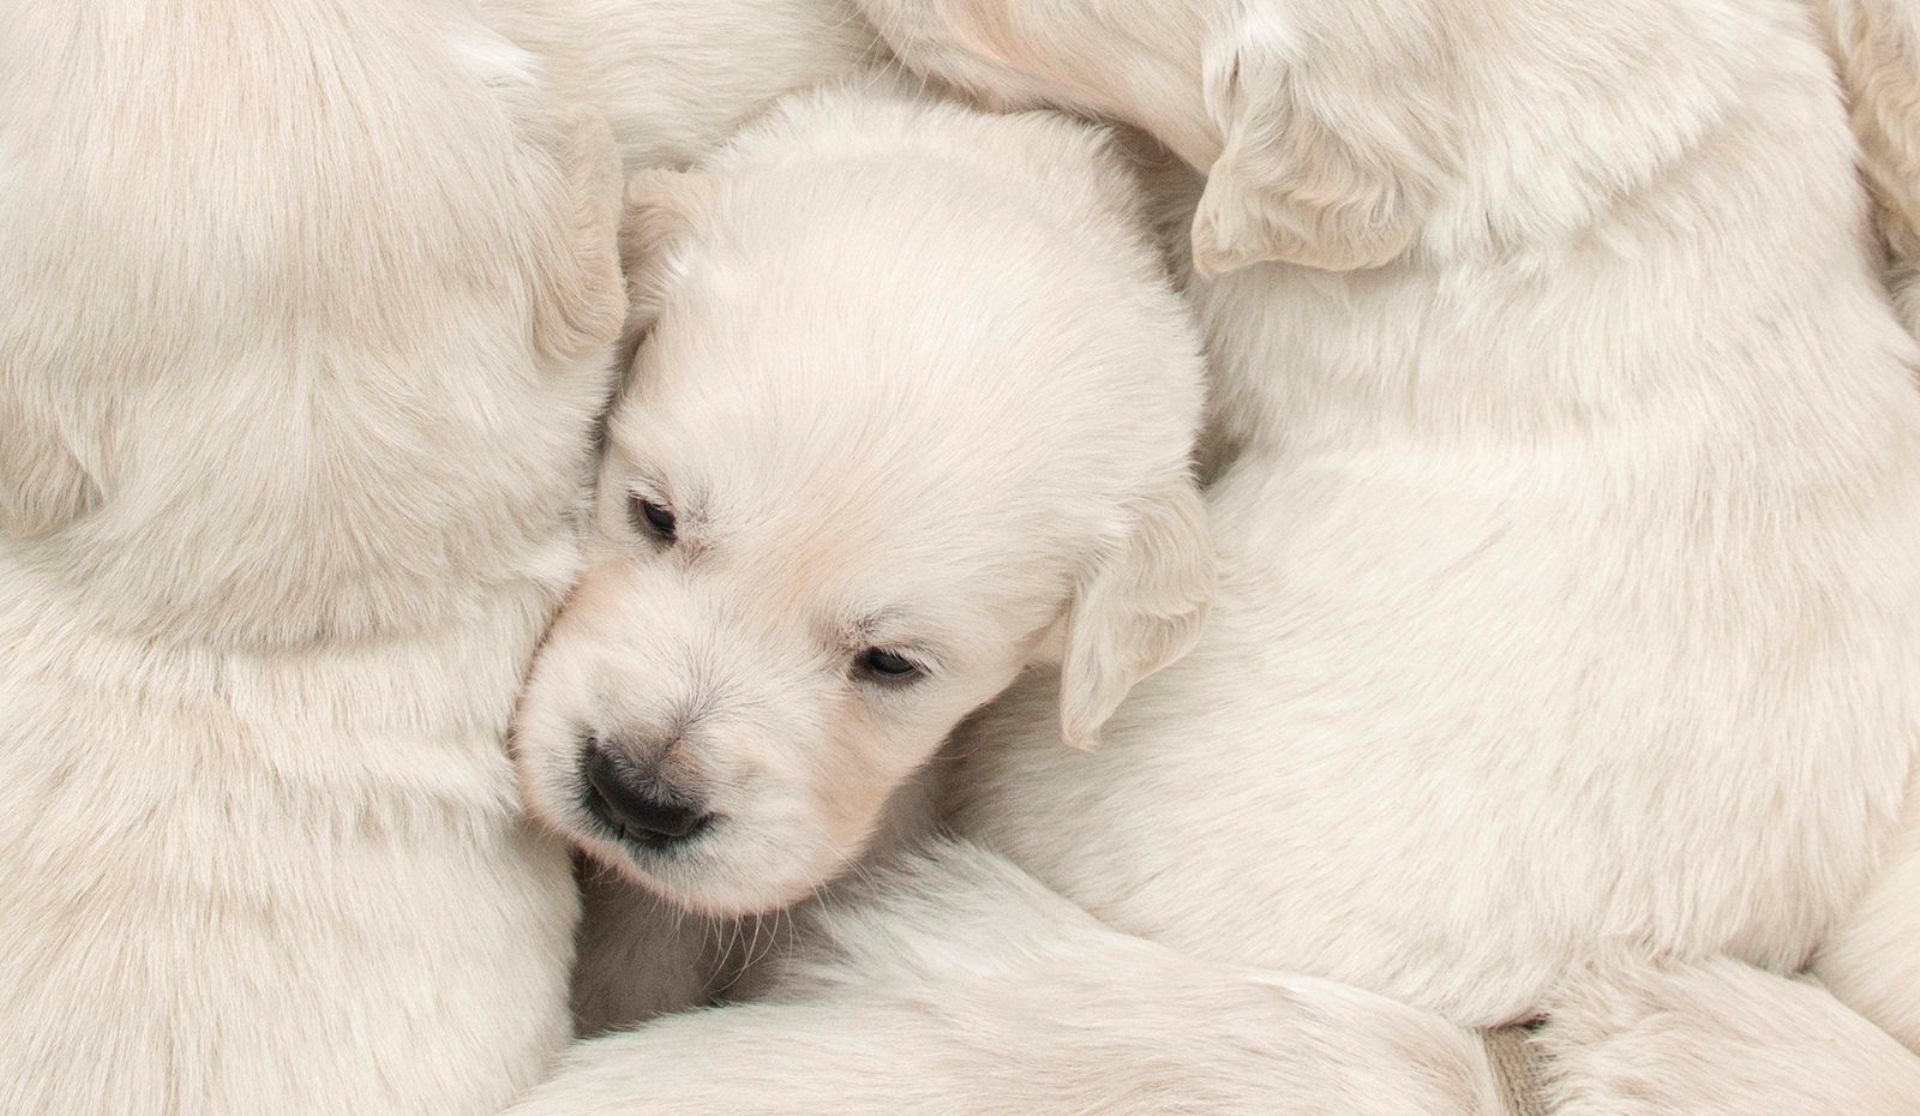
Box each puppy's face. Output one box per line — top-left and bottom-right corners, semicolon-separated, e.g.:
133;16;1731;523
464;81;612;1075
523;403;1081;918
515;101;1210;917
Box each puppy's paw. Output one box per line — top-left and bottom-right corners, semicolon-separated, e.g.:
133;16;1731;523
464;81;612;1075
1534;949;1920;1115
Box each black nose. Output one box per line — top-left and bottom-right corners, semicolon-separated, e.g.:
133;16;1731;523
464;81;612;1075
581;742;712;848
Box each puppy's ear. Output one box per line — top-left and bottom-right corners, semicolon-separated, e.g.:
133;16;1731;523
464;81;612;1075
1190;14;1454;276
529;106;627;363
1057;480;1214;750
618;168;717;341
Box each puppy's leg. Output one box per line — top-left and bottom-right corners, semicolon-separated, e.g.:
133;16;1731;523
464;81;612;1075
570;864;721;1036
1813;781;1920;1054
1532;949;1920;1115
511;839;1501;1115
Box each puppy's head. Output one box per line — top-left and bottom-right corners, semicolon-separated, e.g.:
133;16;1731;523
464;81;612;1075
514;92;1211;917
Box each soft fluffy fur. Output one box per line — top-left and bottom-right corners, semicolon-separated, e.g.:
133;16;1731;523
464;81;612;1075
509;839;1503;1115
1530;948;1920;1114
511;82;1214;1022
469;0;906;1039
1813;771;1920;1054
511;77;1517;1115
1816;0;1920;337
852;0;1920;1105
482;0;883;175
0;2;624;1111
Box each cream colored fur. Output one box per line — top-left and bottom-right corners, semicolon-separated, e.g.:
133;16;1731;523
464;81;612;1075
481;0;883;175
471;0;904;1043
512;838;1502;1115
511;78;1213;1018
1814;771;1920;1054
1816;0;1920;337
0;2;624;1111
16;0;1916;1109
1811;0;1920;982
1530;949;1920;1114
508;80;1516;1111
849;0;1920;1107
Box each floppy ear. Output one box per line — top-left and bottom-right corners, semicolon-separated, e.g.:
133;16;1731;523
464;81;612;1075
1057;480;1214;750
529;106;627;363
616;167;717;344
1190;14;1454;276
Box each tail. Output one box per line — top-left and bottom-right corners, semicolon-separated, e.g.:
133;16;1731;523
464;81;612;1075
1817;0;1920;336
508;838;1503;1115
1530;947;1920;1115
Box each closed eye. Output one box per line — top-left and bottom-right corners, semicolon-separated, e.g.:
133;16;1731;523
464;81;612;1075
628;493;676;543
856;647;923;683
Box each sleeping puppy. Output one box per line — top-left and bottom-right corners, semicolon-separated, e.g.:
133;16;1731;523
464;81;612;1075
505;82;1505;1114
0;1;623;1112
456;0;890;1032
509;80;1214;1029
858;0;1920;1108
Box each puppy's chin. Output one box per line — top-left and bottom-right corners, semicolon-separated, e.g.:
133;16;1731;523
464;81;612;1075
574;821;852;920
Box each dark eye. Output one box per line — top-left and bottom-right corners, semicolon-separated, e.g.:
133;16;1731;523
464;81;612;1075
857;648;920;681
628;494;676;542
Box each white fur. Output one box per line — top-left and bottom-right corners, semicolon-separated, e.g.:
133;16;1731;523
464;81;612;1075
511;83;1213;1019
508;839;1504;1116
856;0;1920;1104
444;0;911;1042
1532;950;1920;1114
521;72;1522;1116
481;0;883;174
1815;0;1920;337
1814;771;1920;1053
0;2;625;1111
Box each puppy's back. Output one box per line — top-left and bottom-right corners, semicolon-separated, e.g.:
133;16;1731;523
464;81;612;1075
0;2;620;1112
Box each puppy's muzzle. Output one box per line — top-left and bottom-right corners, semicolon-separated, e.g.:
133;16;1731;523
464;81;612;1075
580;739;713;849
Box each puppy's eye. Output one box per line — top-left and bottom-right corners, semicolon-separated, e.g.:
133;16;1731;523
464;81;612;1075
857;648;921;682
628;494;676;542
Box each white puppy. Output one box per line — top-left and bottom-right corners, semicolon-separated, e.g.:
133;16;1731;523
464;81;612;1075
855;0;1920;1108
506;83;1505;1113
510;81;1214;1025
466;0;892;1032
1;2;623;1112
